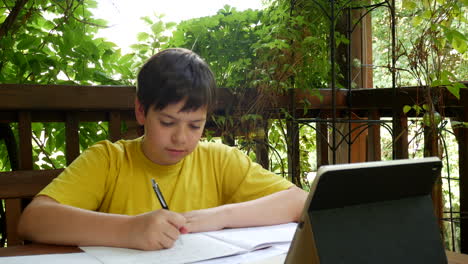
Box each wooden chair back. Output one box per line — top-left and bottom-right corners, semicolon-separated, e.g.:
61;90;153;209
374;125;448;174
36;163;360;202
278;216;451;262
0;84;137;246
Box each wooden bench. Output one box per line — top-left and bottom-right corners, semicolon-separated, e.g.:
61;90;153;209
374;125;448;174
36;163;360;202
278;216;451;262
0;169;63;245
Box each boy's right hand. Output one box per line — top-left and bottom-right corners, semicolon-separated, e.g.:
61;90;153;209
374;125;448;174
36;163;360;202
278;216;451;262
127;209;186;250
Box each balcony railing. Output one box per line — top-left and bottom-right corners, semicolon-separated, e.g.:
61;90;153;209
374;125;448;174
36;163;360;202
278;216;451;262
0;83;467;252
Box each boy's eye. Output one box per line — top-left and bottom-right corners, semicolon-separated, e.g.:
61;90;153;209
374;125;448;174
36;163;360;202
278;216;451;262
190;124;201;130
160;121;174;127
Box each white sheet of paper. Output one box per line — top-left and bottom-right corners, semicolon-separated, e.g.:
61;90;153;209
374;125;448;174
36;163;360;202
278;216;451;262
82;233;245;264
0;253;100;264
194;244;289;264
203;223;297;250
81;223;298;264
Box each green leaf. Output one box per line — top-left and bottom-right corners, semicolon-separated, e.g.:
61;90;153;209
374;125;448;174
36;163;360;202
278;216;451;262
422;0;431;8
421;10;432;20
447;83;466;100
166;22;177;29
0;14;6;24
16;37;40;50
151;21;165;35
413;105;422;115
447;85;461;99
84;0;98;9
140;16;152;25
29;59;42;75
431;78;451;87
13;52;27;67
402;0;417;11
412;16;423;27
43;20;56;31
137;32;150;42
403;105;412;114
452;37;467;54
119;54;134;64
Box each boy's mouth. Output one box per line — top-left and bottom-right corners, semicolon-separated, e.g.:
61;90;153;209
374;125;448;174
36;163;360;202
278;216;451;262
166;148;186;155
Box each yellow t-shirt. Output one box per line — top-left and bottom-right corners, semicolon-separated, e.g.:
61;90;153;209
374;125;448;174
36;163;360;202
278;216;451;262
39;137;293;215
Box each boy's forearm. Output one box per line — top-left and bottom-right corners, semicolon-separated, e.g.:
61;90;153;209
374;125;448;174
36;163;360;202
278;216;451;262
222;186;308;228
18;196;133;248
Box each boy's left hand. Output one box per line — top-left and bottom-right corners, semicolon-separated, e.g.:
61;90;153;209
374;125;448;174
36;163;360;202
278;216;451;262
182;206;228;233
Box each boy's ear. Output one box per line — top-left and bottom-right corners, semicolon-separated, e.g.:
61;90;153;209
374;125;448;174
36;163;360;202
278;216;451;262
134;97;146;126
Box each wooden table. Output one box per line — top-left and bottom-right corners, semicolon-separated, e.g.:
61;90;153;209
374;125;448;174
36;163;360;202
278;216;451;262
1;243;468;264
0;243;82;257
446;250;468;264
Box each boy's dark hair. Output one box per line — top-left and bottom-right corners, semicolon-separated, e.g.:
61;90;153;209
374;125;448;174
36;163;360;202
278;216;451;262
137;48;217;115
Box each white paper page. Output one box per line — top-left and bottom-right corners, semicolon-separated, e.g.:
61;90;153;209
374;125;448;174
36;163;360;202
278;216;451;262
271;243;291;251
81;233;246;264
202;223;297;250
240;252;287;264
194;244;289;264
0;253;100;264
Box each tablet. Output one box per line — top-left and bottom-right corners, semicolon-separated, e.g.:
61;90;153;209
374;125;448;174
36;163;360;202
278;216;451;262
285;157;447;264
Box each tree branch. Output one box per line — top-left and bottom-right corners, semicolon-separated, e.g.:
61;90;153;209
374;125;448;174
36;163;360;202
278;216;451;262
0;0;28;39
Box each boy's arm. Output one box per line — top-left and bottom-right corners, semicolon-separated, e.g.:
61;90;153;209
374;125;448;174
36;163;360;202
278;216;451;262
182;185;308;232
18;195;186;250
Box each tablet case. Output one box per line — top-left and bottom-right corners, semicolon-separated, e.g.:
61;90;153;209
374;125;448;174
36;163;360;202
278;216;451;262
285;157;447;264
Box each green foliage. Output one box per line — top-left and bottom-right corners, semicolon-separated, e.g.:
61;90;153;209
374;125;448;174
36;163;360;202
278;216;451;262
252;0;330;92
0;2;465;249
375;4;466;241
31;122;66;169
267;120;288;175
79;122;109;152
0;0;137;172
167;5;263;89
129;14;176;70
0;0;134;85
373;0;467;91
2;0;463;180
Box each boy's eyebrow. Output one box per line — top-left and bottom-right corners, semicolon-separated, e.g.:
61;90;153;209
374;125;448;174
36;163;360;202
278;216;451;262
159;112;206;122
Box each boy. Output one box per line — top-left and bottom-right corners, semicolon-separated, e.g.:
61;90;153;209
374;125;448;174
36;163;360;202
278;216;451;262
18;48;308;251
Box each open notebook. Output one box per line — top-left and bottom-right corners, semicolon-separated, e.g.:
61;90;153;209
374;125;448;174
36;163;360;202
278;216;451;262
81;222;297;264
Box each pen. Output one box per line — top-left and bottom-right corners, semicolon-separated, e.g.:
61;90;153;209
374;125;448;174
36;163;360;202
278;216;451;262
151;178;184;245
151;178;169;210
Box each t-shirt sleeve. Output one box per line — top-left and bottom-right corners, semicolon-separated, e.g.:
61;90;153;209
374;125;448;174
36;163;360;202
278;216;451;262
216;144;294;204
38;141;112;210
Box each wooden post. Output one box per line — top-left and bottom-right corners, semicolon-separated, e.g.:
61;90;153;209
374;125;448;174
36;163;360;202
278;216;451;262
317;112;329;167
349;114;368;163
393;111;409;159
255;118;269;170
424;119;443;232
457;110;468;253
287;87;301;187
367;110;381;161
5;112;33;246
18;112;32;170
65;112;80;165
109;111;121;142
287;118;301;187
335;2;373;164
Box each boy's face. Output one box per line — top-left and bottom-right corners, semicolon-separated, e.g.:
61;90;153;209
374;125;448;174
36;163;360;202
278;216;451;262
136;99;207;165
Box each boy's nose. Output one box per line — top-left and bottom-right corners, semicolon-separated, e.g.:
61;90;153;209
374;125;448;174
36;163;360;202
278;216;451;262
172;127;187;145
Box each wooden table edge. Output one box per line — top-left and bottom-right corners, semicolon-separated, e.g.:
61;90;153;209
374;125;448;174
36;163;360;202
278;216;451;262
0;244;82;257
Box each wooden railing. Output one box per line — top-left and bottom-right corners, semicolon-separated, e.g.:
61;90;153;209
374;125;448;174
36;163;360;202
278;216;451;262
0;83;467;251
